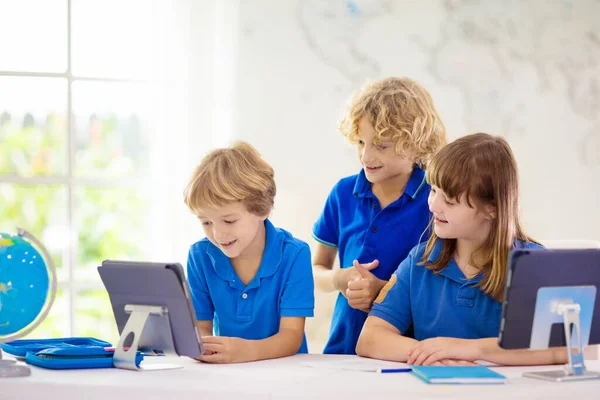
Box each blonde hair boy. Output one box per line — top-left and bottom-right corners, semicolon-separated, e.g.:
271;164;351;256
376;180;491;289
184;141;275;217
312;77;447;355
340;77;446;168
184;141;314;363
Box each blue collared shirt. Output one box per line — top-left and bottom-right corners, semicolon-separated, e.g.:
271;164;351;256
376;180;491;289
187;219;315;353
370;239;544;340
313;167;431;354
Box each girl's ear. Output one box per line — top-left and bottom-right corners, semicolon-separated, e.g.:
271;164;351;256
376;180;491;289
484;203;497;221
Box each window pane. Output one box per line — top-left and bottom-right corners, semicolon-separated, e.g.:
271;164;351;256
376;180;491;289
0;0;67;73
75;290;119;344
22;288;69;339
72;81;151;179
0;77;67;177
75;186;150;286
0;184;68;282
72;0;153;79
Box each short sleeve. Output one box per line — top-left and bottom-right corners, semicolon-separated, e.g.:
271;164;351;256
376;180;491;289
312;184;341;248
369;252;414;335
186;247;215;321
280;245;315;317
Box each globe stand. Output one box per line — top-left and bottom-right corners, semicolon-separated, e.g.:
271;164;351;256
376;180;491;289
0;360;31;378
0;228;57;378
113;304;182;371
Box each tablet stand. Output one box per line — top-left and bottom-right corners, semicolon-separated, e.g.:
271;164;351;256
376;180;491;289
524;286;600;382
113;304;183;371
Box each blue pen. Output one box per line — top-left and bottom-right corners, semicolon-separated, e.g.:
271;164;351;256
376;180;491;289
377;368;412;373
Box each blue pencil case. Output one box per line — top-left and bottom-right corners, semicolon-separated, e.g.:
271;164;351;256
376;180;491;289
1;337;143;369
1;337;112;359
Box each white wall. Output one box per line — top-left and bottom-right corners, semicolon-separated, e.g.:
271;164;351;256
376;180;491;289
189;0;600;352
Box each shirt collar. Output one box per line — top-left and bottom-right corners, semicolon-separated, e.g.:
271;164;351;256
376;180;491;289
352;166;426;200
352;169;373;199
426;239;444;264
426;239;485;284
206;219;282;289
404;167;426;199
429;239;535;284
255;219;283;279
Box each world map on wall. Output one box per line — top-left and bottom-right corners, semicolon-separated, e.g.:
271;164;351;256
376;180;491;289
298;0;600;166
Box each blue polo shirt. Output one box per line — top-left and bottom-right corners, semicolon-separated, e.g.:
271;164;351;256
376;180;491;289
313;167;431;354
370;239;544;340
186;219;315;353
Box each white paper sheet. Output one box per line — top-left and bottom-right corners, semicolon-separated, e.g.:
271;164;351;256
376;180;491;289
302;357;411;372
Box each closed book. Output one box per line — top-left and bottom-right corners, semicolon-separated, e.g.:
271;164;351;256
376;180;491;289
411;366;507;384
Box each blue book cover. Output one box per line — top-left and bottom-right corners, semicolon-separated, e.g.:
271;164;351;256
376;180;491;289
411;366;507;385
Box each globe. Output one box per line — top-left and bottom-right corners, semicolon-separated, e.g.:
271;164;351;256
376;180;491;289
0;228;57;377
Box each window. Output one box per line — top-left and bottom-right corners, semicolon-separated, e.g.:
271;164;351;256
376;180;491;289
0;0;192;343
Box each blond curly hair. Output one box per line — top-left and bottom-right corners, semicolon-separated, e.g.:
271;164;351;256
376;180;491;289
339;77;447;167
183;141;276;216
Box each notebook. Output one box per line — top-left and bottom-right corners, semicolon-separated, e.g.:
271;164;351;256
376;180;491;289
411;366;507;384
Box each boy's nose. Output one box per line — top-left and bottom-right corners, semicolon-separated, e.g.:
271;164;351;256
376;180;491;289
213;230;228;241
361;147;375;164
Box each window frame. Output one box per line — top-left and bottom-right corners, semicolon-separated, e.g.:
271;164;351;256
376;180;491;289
0;0;150;337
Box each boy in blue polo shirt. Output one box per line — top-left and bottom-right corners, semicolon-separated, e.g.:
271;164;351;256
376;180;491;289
313;77;448;354
357;133;567;366
184;141;314;363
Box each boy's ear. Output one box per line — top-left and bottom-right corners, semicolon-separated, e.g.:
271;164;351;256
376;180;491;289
260;208;272;221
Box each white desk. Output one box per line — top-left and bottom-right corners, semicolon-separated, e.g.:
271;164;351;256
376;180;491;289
3;355;600;400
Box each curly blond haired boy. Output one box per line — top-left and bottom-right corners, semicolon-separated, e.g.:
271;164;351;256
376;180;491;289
312;77;447;354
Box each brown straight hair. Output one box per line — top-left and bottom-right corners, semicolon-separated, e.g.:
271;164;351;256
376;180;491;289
420;133;540;301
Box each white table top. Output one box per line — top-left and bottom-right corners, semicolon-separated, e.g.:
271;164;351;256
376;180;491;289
3;354;600;400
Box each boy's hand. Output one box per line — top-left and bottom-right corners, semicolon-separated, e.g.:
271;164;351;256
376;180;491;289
345;260;386;313
333;259;379;294
197;336;251;364
407;337;482;365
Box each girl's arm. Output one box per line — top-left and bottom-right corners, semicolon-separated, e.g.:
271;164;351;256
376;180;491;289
478;338;567;365
407;337;568;366
355;316;566;367
356;315;418;361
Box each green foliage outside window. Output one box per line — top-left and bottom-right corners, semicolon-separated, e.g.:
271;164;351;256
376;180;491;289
0;110;149;343
0;112;66;177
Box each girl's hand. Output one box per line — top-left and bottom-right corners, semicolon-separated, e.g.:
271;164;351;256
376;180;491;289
198;336;251;364
407;337;482;365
